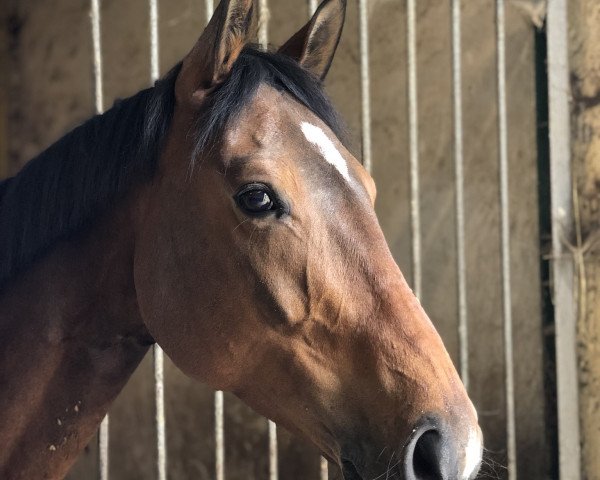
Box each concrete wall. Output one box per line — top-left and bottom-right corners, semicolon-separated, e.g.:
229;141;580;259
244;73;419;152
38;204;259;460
568;1;600;478
1;0;550;478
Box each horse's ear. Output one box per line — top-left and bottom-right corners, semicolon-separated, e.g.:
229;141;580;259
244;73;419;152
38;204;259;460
176;0;257;106
278;0;346;80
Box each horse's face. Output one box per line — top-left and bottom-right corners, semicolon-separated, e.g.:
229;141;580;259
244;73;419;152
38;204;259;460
134;1;482;478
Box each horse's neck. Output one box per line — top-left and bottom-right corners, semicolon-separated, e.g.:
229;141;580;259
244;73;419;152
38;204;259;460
0;204;152;479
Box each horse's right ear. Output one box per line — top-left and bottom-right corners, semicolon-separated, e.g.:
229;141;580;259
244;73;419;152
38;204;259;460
175;0;257;106
278;0;346;80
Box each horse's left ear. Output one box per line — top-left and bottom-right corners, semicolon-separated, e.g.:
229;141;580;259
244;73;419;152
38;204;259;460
278;0;346;80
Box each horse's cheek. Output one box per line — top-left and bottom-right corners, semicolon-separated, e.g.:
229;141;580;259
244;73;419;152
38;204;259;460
131;217;250;388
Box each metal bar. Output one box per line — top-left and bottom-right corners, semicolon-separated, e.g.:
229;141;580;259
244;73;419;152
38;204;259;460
215;391;225;480
268;419;278;480
196;2;226;475
153;346;166;480
451;0;468;390
320;458;328;480
203;3;226;478
149;0;160;82
406;0;421;299
98;416;109;480
205;3;226;479
546;0;582;478
90;0;104;116
149;1;167;479
90;1;108;478
494;1;516;478
358;0;372;174
308;2;328;477
257;3;277;477
205;0;214;22
259;0;269;50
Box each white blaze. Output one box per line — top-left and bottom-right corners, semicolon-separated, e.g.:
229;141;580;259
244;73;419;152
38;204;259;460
300;122;350;181
462;428;483;479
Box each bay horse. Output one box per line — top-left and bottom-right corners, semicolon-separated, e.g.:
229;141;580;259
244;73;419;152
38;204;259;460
0;0;482;478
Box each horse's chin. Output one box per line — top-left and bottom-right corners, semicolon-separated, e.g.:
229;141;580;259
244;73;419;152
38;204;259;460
341;459;372;480
341;458;407;480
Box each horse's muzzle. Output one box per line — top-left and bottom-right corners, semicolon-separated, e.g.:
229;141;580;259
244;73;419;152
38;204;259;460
341;415;482;480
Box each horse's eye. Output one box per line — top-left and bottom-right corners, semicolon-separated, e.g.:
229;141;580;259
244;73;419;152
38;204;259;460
236;185;277;215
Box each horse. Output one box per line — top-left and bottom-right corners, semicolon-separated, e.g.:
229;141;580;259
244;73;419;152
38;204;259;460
0;0;482;478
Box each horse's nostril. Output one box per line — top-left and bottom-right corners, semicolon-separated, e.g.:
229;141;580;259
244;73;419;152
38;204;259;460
412;430;444;480
404;421;461;480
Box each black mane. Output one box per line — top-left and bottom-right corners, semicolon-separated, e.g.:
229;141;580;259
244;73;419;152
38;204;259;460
0;46;345;288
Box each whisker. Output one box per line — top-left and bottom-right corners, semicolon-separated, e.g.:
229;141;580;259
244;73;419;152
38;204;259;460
385;451;394;480
247;224;259;245
385;456;402;480
231;218;250;233
474;449;506;480
375;446;388;464
369;450;401;480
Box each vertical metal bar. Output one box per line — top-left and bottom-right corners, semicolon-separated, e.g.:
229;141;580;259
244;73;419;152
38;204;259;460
198;2;225;475
406;0;421;299
153;346;166;480
90;0;104;116
205;3;225;479
320;458;328;480
257;4;277;478
149;1;166;479
258;0;269;50
98;418;109;480
215;391;225;480
205;6;225;480
258;1;277;476
546;0;582;478
90;1;108;478
153;339;167;480
495;1;516;478
149;0;160;82
358;0;372;174
451;0;469;390
308;2;327;478
268;419;278;480
205;0;214;22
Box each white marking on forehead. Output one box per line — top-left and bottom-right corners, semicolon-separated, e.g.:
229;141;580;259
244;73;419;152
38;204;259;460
300;122;350;181
462;428;482;479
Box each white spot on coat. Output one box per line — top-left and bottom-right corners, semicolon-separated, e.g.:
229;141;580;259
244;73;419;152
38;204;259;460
462;428;482;479
300;122;350;181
